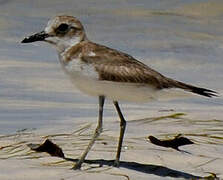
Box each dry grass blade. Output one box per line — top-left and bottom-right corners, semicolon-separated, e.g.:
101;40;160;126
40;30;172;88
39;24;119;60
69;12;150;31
203;172;220;180
108;173;130;180
130;113;186;124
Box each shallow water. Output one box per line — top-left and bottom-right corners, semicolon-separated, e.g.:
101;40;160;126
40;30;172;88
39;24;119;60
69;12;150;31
0;0;223;179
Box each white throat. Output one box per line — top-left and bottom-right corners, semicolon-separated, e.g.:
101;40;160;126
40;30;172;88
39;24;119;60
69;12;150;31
46;36;81;53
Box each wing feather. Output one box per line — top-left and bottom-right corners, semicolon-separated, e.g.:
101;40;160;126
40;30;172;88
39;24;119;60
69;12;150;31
81;42;171;89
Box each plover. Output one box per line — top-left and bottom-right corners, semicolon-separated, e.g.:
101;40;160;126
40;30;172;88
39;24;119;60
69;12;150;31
21;15;217;169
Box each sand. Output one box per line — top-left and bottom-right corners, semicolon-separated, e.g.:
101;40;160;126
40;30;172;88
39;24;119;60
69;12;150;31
0;109;222;180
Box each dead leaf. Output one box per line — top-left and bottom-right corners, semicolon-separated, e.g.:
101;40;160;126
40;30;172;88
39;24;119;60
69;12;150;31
148;134;194;150
27;139;64;158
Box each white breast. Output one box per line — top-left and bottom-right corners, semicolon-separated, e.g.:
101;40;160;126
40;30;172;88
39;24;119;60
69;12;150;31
64;58;99;79
60;57;104;97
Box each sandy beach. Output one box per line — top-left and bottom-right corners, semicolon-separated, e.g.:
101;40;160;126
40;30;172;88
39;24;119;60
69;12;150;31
0;0;223;179
1;105;223;179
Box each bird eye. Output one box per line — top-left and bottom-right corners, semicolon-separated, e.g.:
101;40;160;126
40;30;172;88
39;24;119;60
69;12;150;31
56;23;69;33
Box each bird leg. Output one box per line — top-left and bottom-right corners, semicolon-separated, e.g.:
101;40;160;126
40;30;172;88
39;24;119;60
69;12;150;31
113;101;126;167
72;96;105;170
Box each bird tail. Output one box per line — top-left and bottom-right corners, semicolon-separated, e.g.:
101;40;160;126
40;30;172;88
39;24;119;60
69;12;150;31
169;79;218;98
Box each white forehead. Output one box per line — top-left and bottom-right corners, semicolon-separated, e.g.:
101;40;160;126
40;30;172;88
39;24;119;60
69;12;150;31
44;17;60;34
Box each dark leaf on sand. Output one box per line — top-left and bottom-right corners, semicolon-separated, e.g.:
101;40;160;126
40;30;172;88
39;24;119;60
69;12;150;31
27;139;64;158
148;135;194;151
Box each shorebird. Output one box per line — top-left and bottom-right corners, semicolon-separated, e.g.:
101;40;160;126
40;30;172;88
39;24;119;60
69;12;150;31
21;15;217;169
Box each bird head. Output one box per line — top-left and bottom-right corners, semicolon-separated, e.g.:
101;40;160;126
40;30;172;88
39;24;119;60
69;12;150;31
21;15;87;52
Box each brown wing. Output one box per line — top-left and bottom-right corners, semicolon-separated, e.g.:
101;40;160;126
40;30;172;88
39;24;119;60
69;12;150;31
80;42;218;97
81;42;172;89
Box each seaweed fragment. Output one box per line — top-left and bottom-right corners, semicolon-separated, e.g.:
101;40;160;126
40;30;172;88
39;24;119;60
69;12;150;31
27;139;64;158
148;134;194;151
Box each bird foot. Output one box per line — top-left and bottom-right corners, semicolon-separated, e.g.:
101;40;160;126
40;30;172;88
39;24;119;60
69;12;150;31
72;162;82;170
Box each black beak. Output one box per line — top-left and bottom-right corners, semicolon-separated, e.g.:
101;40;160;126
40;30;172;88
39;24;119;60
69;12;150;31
21;31;50;43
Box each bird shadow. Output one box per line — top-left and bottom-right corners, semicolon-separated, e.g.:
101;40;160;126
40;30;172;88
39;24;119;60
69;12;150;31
64;157;201;179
